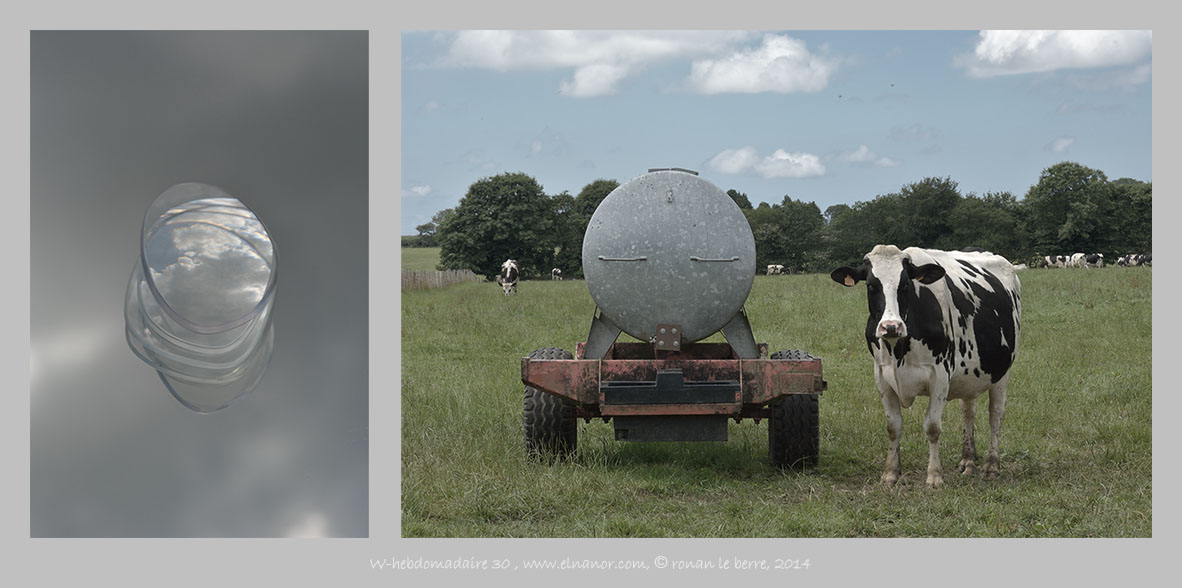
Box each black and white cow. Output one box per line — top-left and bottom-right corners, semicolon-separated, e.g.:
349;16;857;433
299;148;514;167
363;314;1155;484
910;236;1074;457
1042;254;1067;268
1084;253;1104;268
831;245;1021;487
551;268;562;280
1118;253;1151;267
497;259;520;295
766;264;785;275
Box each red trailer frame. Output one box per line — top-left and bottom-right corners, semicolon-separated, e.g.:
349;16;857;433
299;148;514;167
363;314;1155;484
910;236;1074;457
522;342;824;421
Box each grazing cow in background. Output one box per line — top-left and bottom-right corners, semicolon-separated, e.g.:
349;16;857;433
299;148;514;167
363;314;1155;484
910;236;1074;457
497;259;520;295
1068;253;1088;268
831;245;1021;487
1043;255;1067;268
551;268;562;280
766;264;785;275
1117;253;1150;267
1085;253;1104;268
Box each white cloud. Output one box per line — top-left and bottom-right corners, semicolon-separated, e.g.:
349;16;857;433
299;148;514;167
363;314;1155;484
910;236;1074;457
707;146;825;178
1046;136;1076;153
559;63;631;98
402;185;432;198
685;34;837;94
436;30;752;97
956;30;1151;78
833;145;899;167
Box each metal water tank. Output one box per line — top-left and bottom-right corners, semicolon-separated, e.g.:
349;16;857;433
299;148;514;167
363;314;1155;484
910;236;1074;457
581;169;756;345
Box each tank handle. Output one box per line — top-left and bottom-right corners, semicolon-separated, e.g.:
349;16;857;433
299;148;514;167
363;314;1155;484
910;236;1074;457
690;256;740;262
597;256;648;262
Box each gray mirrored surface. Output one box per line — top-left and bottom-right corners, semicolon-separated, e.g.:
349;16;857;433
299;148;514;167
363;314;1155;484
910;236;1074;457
31;31;368;537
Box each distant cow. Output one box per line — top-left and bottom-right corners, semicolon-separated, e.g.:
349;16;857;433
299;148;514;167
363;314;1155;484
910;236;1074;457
1084;253;1104;268
497;259;520;295
766;264;785;275
1118;253;1151;267
831;245;1021;487
1042;255;1067;268
551;268;562;280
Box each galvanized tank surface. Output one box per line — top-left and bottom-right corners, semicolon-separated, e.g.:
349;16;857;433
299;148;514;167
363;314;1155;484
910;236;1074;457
582;169;756;344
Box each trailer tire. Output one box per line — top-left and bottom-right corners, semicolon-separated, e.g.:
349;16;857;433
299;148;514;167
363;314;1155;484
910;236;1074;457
524;347;577;459
768;350;820;469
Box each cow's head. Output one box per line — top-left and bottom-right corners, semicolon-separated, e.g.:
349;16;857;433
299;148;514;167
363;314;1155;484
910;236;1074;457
830;245;945;342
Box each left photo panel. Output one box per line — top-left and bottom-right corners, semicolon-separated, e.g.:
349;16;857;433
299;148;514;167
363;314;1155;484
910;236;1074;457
30;30;369;537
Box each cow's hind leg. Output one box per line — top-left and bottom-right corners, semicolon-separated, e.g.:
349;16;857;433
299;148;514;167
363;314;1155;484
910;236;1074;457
880;389;903;486
983;377;1008;480
924;381;949;488
958;396;977;475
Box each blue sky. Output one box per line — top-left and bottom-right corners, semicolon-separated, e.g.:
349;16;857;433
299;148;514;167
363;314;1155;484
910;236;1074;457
401;30;1151;235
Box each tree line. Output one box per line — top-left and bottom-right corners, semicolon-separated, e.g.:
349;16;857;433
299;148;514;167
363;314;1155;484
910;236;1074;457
408;161;1150;280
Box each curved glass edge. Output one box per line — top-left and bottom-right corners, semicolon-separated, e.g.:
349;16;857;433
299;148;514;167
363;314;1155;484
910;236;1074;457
139;182;279;335
157;323;275;413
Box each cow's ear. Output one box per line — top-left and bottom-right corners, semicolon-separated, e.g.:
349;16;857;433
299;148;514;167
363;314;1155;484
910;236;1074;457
831;266;866;287
909;263;945;284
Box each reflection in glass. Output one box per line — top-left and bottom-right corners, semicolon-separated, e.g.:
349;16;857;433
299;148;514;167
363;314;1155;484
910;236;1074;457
124;183;277;412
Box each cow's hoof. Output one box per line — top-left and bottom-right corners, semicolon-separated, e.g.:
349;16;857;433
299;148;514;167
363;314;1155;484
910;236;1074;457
926;474;944;488
881;472;900;486
982;457;1000;480
958;459;976;475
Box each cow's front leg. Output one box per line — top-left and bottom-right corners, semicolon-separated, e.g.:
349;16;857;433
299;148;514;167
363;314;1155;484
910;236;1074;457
880;387;903;486
924;380;949;488
959;396;977;475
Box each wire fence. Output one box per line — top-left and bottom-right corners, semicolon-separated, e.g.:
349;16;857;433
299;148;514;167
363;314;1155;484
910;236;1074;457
401;269;484;291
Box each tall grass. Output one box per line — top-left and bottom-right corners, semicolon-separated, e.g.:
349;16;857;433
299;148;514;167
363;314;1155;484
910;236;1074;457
401;268;1151;537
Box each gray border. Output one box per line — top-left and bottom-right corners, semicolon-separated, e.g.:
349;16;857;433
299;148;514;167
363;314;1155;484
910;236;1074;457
5;0;1176;584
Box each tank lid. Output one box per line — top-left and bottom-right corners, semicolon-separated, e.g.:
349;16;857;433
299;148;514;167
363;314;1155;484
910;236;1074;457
646;167;698;175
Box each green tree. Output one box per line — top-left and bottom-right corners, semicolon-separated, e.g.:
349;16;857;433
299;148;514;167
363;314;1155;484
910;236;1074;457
743;195;826;272
1107;178;1152;255
944;191;1022;260
727;189;753;210
437;172;557;279
899;176;963;249
553;179;619;278
1021;161;1112;255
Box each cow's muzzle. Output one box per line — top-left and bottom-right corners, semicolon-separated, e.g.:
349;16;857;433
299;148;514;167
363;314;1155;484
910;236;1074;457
877;320;906;340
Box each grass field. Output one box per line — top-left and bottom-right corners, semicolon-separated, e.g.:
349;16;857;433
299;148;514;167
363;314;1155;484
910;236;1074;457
401;265;1151;537
401;246;442;271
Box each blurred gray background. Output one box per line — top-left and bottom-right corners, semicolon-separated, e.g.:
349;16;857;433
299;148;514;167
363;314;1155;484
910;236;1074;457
30;31;368;537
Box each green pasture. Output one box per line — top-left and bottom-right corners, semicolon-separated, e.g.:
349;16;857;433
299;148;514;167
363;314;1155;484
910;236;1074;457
401;246;442;271
401;265;1151;537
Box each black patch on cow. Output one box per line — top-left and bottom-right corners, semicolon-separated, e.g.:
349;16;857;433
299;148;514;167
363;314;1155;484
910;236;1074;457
947;278;976;330
965;266;1018;383
957;259;981;277
973;368;980;378
902;276;952;366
